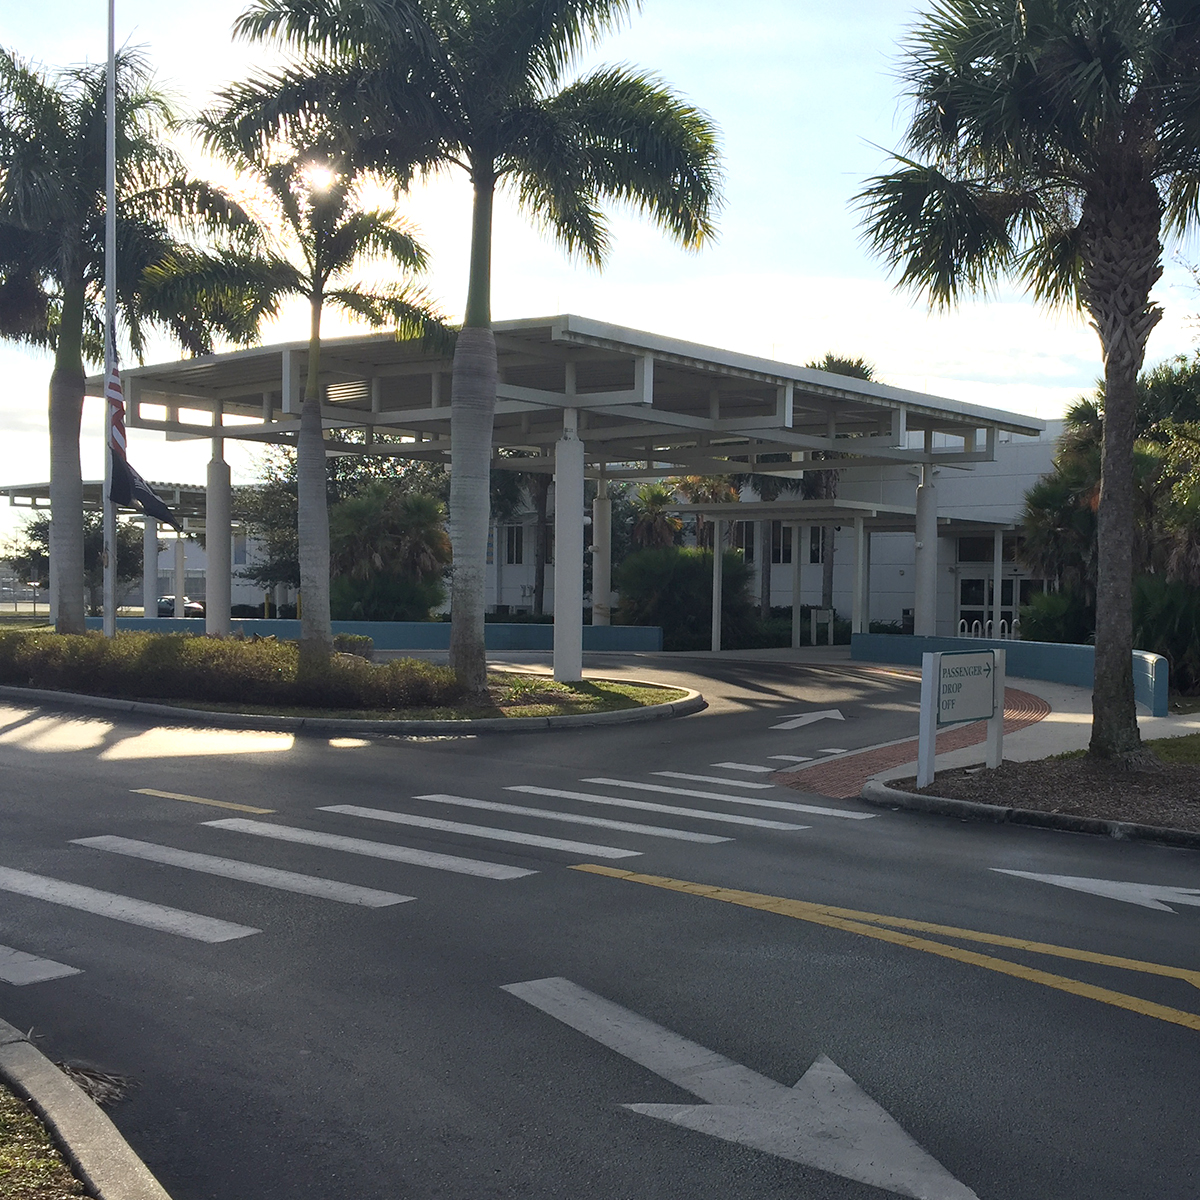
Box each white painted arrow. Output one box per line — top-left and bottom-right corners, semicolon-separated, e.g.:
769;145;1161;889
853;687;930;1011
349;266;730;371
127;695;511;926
993;869;1200;913
504;976;978;1200
770;708;846;732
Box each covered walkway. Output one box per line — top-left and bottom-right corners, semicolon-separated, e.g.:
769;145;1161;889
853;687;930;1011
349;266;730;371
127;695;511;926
77;315;1044;676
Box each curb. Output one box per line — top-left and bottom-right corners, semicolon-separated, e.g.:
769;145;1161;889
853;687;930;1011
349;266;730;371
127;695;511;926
860;778;1200;851
0;682;705;736
0;1019;171;1200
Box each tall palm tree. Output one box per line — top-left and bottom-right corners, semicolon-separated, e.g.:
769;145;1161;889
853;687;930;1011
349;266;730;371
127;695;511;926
802;354;875;610
225;0;723;695
855;1;1200;759
0;47;250;634
149;123;448;670
629;482;682;549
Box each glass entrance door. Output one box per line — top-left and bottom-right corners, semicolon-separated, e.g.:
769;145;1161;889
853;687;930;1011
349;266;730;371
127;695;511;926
958;577;1017;636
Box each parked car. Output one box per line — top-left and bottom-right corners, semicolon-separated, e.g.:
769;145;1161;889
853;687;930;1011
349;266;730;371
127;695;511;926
157;595;205;618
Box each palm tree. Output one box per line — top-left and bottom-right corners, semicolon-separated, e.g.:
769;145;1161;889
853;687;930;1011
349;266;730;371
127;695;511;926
0;47;250;634
630;482;682;549
855;1;1200;759
225;0;723;695
149;122;448;671
802;354;875;610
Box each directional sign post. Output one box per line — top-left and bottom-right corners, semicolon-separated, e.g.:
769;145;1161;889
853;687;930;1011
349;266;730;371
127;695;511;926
917;649;1006;788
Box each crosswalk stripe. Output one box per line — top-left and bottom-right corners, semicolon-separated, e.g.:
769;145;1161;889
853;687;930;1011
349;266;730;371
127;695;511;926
321;806;640;860
582;778;877;821
769;755;813;763
0;944;82;985
413;795;732;844
72;836;413;908
0;866;259;943
506;786;808;831
204;818;535;880
710;762;775;774
653;772;774;790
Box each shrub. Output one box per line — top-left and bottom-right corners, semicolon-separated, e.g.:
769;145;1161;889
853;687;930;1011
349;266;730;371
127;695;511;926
1018;590;1094;644
614;547;754;650
1133;575;1200;694
330;573;445;621
0;630;460;711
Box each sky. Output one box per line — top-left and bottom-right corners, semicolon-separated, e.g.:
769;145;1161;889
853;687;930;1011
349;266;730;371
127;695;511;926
3;0;1200;542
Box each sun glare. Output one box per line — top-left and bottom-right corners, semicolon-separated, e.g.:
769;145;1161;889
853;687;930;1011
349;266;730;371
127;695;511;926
303;162;338;193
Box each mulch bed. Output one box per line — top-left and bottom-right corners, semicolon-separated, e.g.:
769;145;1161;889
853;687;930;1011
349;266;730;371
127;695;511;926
893;757;1200;832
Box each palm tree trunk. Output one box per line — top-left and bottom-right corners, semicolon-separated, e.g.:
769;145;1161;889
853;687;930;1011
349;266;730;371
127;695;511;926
49;278;87;634
297;294;333;673
1082;180;1162;759
449;169;497;697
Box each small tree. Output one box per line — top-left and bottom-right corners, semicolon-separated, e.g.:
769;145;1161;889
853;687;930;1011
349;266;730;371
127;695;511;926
3;513;148;615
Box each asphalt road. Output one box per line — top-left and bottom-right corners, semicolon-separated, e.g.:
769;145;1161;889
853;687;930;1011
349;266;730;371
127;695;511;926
1;655;1198;1200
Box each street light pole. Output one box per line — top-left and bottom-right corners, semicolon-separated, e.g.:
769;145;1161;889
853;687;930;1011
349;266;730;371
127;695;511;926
101;0;118;636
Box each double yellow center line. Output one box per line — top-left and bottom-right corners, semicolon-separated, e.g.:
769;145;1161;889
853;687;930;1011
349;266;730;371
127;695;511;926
575;864;1200;1032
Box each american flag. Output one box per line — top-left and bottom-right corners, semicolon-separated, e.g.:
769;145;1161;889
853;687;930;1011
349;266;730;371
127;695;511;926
106;359;182;530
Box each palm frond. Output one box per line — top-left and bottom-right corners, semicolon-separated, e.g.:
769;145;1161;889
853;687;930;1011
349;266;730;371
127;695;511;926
855;155;1025;307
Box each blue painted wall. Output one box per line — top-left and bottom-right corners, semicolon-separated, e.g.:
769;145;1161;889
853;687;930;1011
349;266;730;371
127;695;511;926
851;633;1169;717
85;617;662;653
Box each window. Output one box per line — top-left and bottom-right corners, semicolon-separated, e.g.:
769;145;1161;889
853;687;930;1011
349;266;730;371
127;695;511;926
733;521;754;562
233;535;247;566
770;521;792;564
810;526;826;564
505;524;524;565
958;536;1018;563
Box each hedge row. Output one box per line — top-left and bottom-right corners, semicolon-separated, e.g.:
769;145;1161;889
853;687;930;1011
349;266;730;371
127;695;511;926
0;631;462;710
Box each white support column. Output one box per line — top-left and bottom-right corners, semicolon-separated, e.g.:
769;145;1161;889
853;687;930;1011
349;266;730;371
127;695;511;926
173;536;185;617
206;404;231;637
851;516;866;634
142;517;158;617
711;519;725;652
992;526;1004;637
914;464;939;636
791;523;804;648
553;410;585;682
591;478;612;626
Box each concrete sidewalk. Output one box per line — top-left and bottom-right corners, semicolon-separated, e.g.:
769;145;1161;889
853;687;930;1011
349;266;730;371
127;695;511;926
870;676;1200;785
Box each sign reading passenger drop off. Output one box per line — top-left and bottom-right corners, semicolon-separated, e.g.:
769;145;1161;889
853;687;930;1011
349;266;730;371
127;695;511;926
936;651;996;726
917;648;1006;788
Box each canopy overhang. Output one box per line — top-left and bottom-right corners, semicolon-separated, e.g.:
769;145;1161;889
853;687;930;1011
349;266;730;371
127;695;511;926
84;314;1045;477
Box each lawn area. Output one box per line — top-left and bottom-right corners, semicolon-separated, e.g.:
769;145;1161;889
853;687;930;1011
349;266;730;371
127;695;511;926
0;1082;87;1200
156;673;687;720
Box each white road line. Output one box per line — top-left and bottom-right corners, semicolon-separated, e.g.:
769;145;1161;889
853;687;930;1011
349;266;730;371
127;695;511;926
503;977;980;1199
582;779;876;821
0;867;259;943
320;805;640;860
412;795;731;844
818;748;849;755
72;836;413;908
769;755;813;764
204;818;535;880
710;762;775;774
653;772;774;790
0;944;82;986
506;786;809;831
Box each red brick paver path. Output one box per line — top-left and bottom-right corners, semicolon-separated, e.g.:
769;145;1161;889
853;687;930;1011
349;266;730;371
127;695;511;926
774;688;1052;799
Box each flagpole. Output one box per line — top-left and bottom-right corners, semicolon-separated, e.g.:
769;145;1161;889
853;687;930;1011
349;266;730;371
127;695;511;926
102;0;117;637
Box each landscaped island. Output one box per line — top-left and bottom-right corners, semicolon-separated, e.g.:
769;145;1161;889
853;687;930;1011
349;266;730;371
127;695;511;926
0;631;687;721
